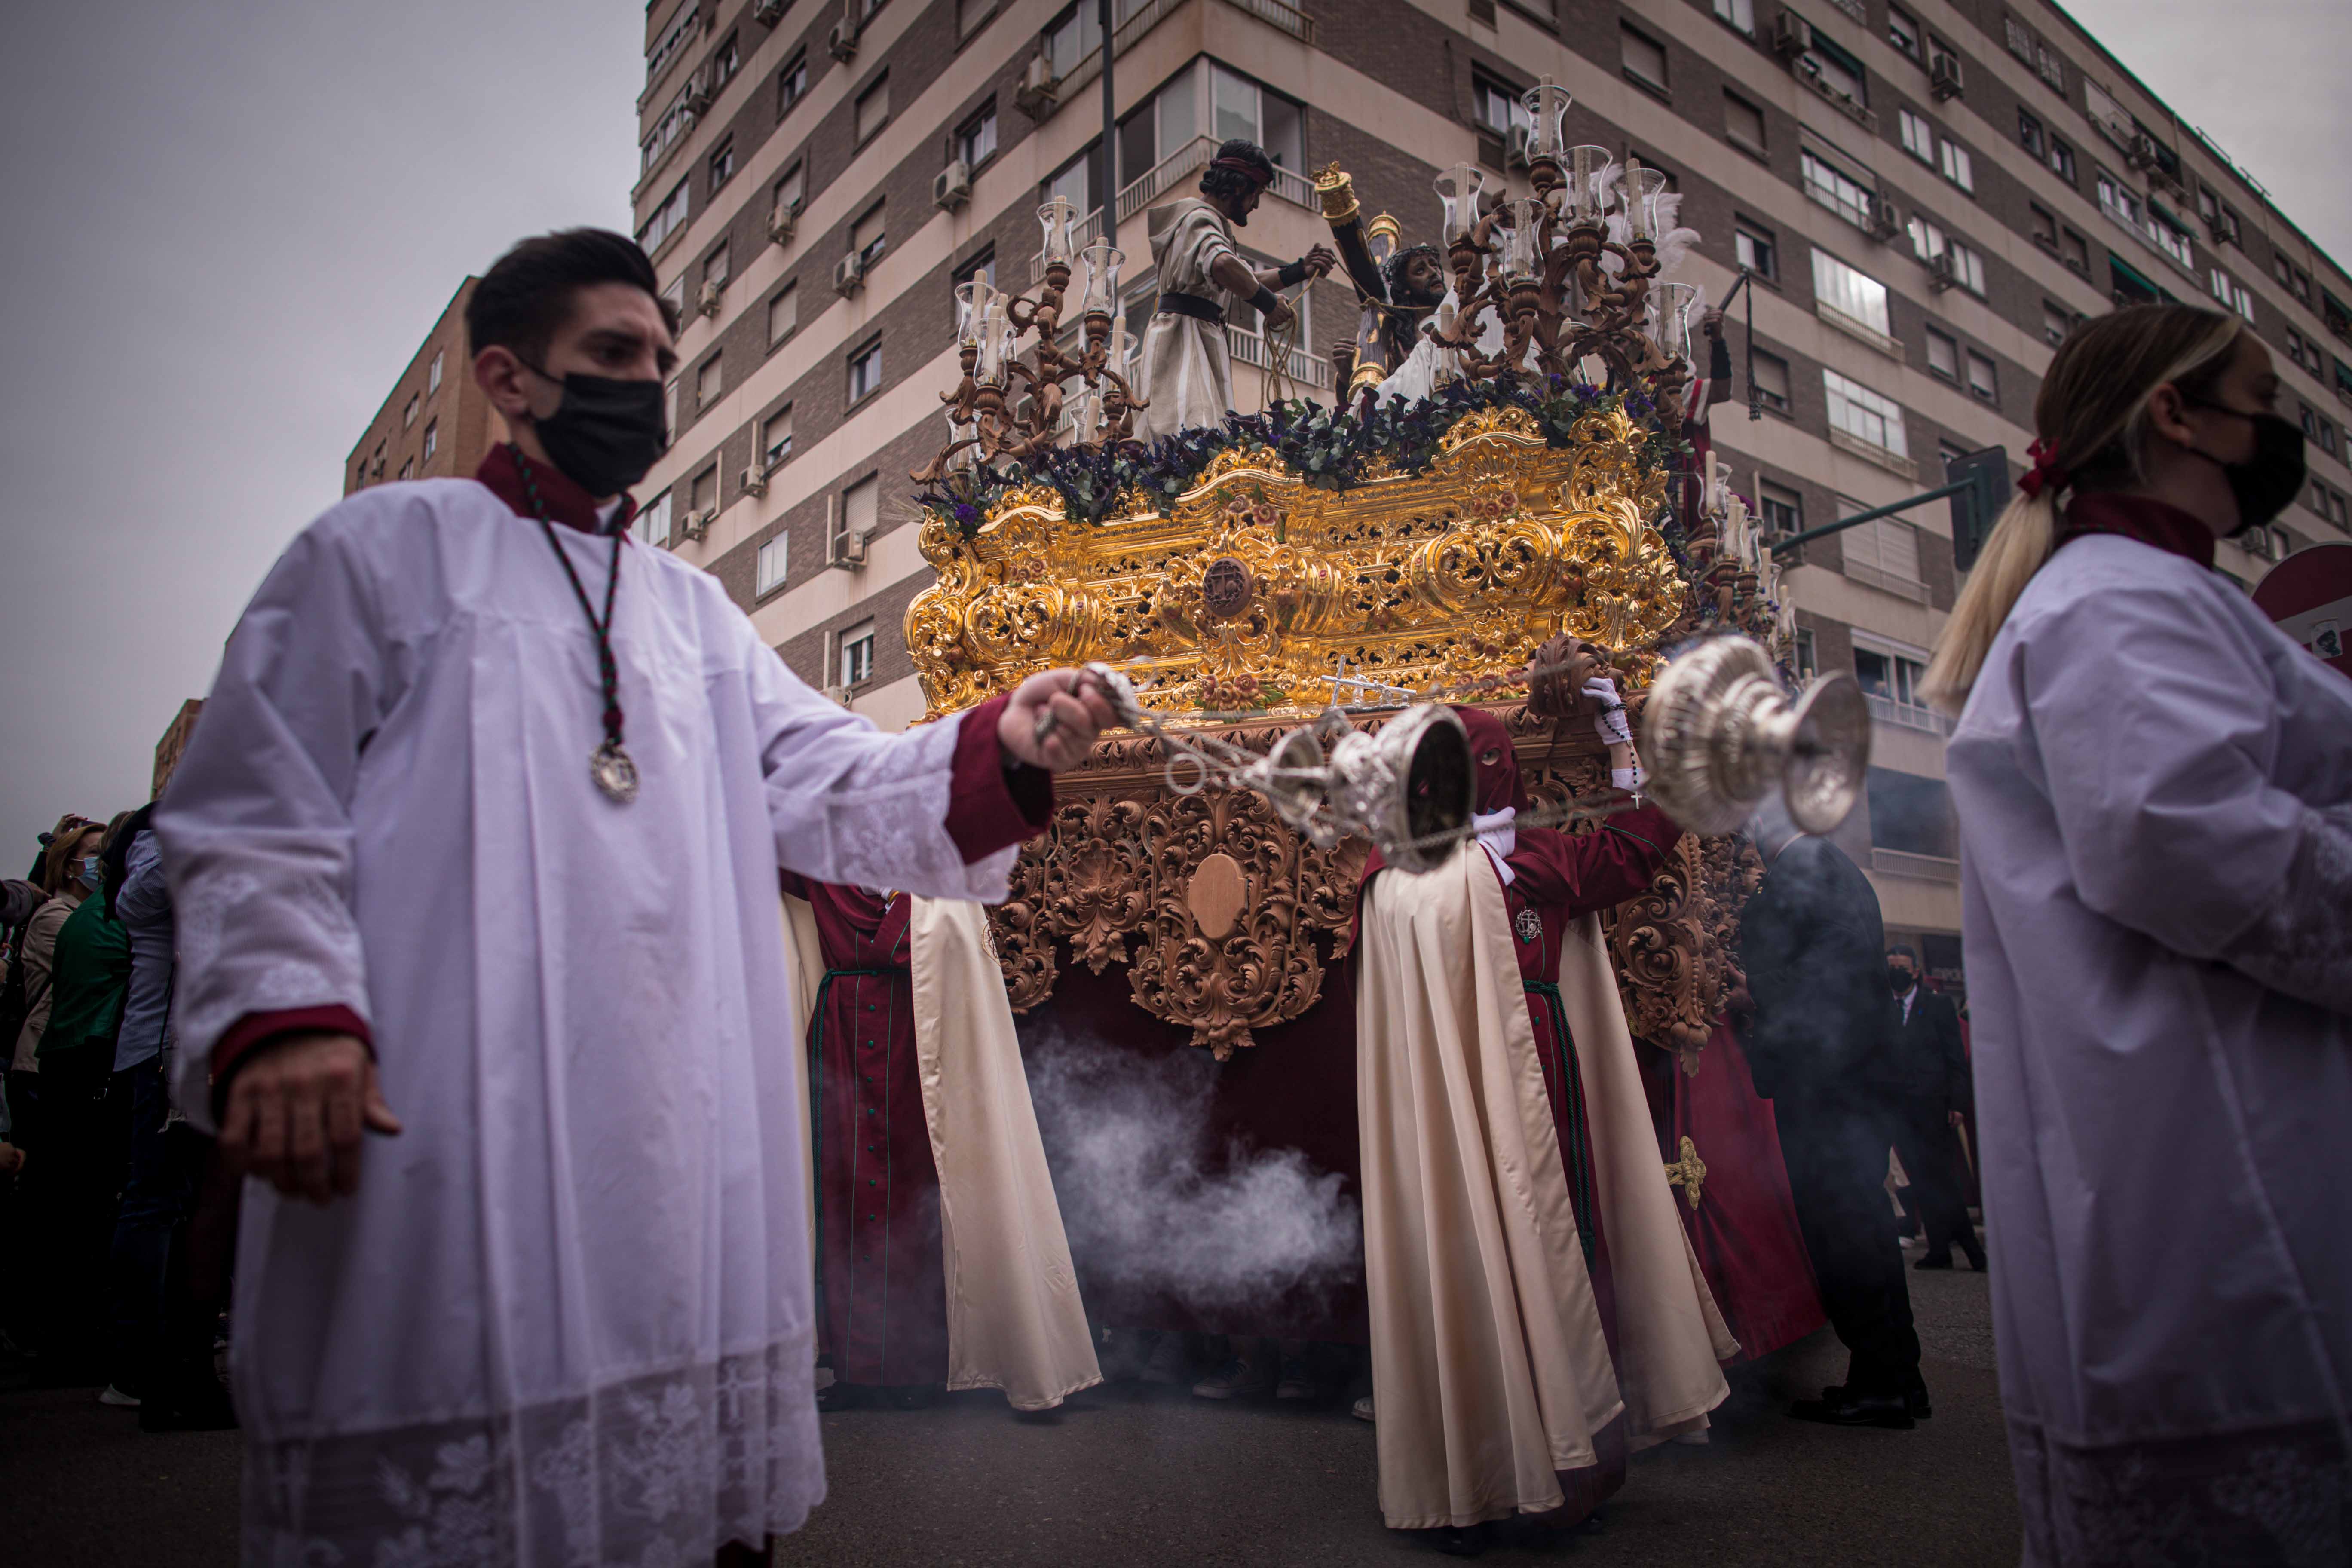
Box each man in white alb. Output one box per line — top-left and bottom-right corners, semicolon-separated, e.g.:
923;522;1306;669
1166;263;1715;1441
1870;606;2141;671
156;228;1115;1568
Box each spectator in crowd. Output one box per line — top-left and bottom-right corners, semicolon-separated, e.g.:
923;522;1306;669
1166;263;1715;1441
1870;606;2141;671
34;811;134;1394
8;818;103;1157
1883;946;1981;1271
107;805;238;1429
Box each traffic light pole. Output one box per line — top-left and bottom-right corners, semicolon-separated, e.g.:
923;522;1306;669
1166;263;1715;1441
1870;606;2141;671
1768;479;1976;557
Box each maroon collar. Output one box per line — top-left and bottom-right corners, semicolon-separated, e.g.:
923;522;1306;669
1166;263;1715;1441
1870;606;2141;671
2059;492;2217;571
475;444;637;536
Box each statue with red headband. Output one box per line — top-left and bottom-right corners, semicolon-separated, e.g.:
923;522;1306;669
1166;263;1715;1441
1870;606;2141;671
1130;139;1335;440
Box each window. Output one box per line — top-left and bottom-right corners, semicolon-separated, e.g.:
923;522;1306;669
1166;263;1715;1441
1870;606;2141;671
423;420;438;461
959;0;996;35
1825;368;1908;458
1621;26;1668;92
2110;251;2162;307
371;443;385;480
1734;216;1778;280
1474;72;1530;138
1800;31;1868;109
638;178;689;253
1812;249;1893;340
773;162;804;219
664;376;679;433
852;203;887;269
1855;643;1933;721
696;353;723;408
1939;139;1974;193
661;273;686;320
1119;64;1201;184
2002;13;2033;61
705;240;729;289
778;51;808;114
709;139;735;189
428;349;443;394
1724;92;1765;153
959;103;998;169
2048;137;2076;185
1713;0;1754;34
2027;202;2058;250
1211;64;1302;171
855;73;890;143
403;394;419;427
2061;227;2089;275
712;32;740;89
1925;326;1958;380
1888;5;1921;59
1045;148;1095;220
2042;300;2073;346
2285;329;2309;371
1899;109;1933;164
2336;357;2352;400
398;456;413;481
2017;109;2045;159
847;337;883;403
1842;518;1927;600
2297;404;2320;440
768;284;798;344
1758;481;1802;537
690;465;719;516
1800;148;1875;232
762;406;793;469
642;86;698;175
2096;172;2139;228
839;620;877;687
1965;348;1997;402
1795;627;1818;679
1043;2;1103;79
2152;210;2195;271
646;3;700;84
1866;767;1957;854
637;489;673;547
2209;269;2254;323
757;533;790;597
1752;350;1792;413
1908;217;1984;295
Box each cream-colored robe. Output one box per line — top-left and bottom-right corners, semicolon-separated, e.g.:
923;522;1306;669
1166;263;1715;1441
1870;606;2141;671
1131;197;1241;441
783;894;1100;1412
1356;845;1732;1531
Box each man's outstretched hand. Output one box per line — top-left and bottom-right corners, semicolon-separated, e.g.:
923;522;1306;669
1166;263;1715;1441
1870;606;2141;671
220;1031;401;1203
1000;669;1120;772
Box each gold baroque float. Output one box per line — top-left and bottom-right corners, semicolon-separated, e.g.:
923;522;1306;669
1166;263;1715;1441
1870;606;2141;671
904;406;1684;720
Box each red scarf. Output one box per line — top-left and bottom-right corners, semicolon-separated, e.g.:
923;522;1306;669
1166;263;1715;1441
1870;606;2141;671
2059;491;2216;570
474;444;638;536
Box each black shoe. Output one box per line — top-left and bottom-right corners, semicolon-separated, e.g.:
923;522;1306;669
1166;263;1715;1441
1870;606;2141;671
1962;1244;1988;1271
1906;1384;1932;1420
1914;1253;1954;1270
1790;1388;1915;1429
1415;1524;1488;1557
815;1381;867;1412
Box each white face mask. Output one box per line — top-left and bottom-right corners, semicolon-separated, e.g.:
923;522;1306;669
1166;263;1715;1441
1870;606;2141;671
79;854;102;892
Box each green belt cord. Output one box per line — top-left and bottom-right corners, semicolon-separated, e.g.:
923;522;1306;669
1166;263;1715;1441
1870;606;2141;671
808;966;905;1322
1523;980;1598;1266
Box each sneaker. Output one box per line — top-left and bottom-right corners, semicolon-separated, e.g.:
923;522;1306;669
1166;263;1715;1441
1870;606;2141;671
98;1384;142;1408
1139;1334;1188;1386
1275;1355;1315;1401
1191;1356;1272;1400
1352;1393;1376;1423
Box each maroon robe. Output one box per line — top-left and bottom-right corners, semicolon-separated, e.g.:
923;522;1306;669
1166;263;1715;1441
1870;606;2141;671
781;876;952;1389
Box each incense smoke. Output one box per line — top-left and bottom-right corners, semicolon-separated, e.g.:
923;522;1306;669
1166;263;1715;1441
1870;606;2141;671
1023;1029;1361;1316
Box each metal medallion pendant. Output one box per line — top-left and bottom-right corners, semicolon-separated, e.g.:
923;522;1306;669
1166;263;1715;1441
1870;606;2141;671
1515;906;1543;945
592;739;641;805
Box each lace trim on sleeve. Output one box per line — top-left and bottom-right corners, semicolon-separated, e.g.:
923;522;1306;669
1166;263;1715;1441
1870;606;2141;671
2220;804;2352;1017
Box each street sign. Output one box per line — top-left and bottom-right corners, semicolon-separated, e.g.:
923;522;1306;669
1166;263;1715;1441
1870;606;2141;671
1942;446;2011;573
2252;541;2352;679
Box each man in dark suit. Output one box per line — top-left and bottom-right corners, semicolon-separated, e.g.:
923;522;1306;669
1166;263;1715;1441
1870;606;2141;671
1885;946;1984;1271
1735;799;1926;1429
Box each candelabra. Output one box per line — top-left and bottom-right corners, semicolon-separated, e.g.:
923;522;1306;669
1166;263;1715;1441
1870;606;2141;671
911;196;1150;492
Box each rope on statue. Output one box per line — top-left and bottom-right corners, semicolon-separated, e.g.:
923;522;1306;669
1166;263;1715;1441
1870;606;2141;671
1262;299;1304;406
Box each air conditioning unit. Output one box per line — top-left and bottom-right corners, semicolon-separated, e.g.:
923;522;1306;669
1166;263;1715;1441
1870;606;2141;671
2125;131;2159;172
683;67;713;114
1014;54;1061;119
832;251;866;296
821;683;853;706
697;278;725;317
1865;193;1902;241
753;0;785;23
766;204;797;246
741;465;769;498
1769;11;1812;59
1929;53;1965;100
679;506;716;543
934;158;972;211
825;495;871;570
1926;249;1958;292
828;0;861;62
1504;124;1534;171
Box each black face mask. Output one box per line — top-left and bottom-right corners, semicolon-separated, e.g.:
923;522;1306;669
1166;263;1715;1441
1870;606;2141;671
520;364;669;498
1890;969;1915;995
2183;399;2306;536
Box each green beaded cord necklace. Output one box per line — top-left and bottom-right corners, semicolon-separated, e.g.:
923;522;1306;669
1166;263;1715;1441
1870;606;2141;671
511;444;638;804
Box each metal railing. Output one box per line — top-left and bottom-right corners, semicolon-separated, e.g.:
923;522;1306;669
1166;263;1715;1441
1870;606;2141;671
1032;136;1319;282
1865;692;1947;734
1228;325;1334;389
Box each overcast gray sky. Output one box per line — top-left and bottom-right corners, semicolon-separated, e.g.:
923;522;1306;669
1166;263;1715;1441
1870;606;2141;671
0;2;2345;860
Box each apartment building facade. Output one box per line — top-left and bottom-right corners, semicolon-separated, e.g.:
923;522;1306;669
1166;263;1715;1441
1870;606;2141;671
344;278;504;496
627;0;2352;987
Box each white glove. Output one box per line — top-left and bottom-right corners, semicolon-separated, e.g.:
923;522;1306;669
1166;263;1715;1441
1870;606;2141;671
1612;763;1646;793
1584;677;1632;747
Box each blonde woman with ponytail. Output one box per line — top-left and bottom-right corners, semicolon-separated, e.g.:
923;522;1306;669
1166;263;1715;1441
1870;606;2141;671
1932;304;2352;1565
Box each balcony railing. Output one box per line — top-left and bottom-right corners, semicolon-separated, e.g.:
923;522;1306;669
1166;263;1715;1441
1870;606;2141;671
1228;324;1333;389
1871;848;1960;882
1865;692;1948;733
1032;136;1319;282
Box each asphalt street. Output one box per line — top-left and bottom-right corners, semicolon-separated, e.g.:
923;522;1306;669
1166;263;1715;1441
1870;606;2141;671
0;1253;2014;1567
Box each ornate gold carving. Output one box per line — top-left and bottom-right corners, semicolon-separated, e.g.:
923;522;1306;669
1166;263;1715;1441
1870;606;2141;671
906;408;1682;721
1665;1135;1708;1210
